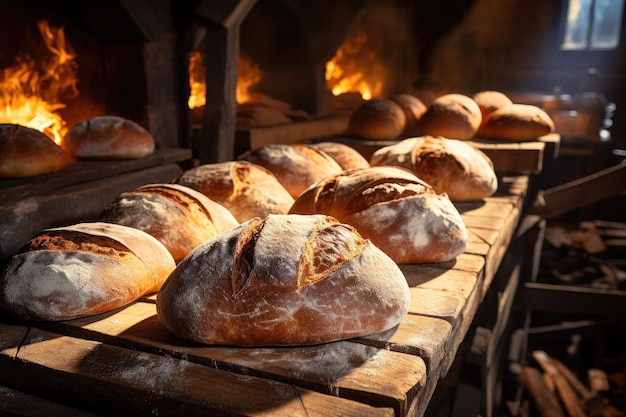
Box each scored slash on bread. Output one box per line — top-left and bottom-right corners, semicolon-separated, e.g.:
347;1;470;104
100;183;239;262
156;214;410;346
289;166;469;264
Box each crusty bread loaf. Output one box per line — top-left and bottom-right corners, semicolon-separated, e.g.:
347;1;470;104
100;184;239;262
369;136;498;201
472;90;513;120
389;93;427;136
307;142;370;170
238;144;343;198
417;93;482;140
0;124;70;178
174;161;295;223
289;166;468;264
477;104;555;140
347;97;406;140
0;222;175;321
63;115;155;159
156;214;410;346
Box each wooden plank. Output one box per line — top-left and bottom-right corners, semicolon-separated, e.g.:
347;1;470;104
0;385;101;417
0;163;184;261
35;301;426;417
239;114;350;152
531;161;626;219
467;139;544;174
519;282;626;316
0;148;191;198
0;326;394;417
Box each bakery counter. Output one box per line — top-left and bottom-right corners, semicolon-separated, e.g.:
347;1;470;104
0;172;533;417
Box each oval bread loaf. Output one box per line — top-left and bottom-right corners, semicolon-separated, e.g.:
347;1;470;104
472;90;513;120
289;166;469;264
237;144;343;198
156;214;411;346
174;161;295;223
347;97;406;140
306;142;370;170
417;93;482;140
477;104;555;140
0;124;70;178
370;136;498;202
63;115;155;159
0;222;176;321
100;184;239;262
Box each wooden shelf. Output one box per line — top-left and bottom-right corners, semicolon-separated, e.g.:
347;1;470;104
0;175;532;417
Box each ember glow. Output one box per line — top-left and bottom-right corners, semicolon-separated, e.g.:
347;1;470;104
325;28;386;101
188;53;263;108
0;20;78;145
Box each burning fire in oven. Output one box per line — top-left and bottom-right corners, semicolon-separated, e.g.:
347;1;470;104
325;28;387;102
0;20;78;146
188;54;263;109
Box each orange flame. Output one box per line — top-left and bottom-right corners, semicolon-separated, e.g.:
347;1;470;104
325;28;386;101
236;55;262;104
188;51;205;109
0;20;78;145
188;53;262;108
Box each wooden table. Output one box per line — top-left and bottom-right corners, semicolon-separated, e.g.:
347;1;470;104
0;171;532;417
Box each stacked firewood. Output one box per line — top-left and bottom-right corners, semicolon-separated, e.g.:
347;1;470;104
521;350;625;417
540;220;626;291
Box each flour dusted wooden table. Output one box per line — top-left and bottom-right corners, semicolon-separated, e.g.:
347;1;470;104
0;170;533;417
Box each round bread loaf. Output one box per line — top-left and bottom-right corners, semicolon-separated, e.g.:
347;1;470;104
417;93;482;140
472;90;513;120
174;161;295;223
347;97;406;140
238;144;343;198
63;115;155;159
0;124;70;178
100;184;239;262
477;104;555;140
156;214;411;346
389;93;427;136
306;142;370;170
289;166;468;264
0;222;175;321
369;136;498;202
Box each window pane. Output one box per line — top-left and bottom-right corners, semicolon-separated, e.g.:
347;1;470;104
590;0;624;48
563;0;593;49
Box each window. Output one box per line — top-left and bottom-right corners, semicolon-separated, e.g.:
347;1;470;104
562;0;625;50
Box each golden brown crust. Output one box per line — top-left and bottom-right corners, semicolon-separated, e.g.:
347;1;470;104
306;142;370;170
63;115;155;159
369;136;498;201
100;183;239;262
388;93;428;136
477;104;555;140
289;166;469;264
417;93;482;140
174;161;295;223
0;222;175;321
347;97;406;140
472;90;513;120
237;144;343;198
0;124;70;178
156;214;411;346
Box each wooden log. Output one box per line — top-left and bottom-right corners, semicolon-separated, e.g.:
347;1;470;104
521;366;565;417
533;351;588;417
587;369;610;394
552;359;594;400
